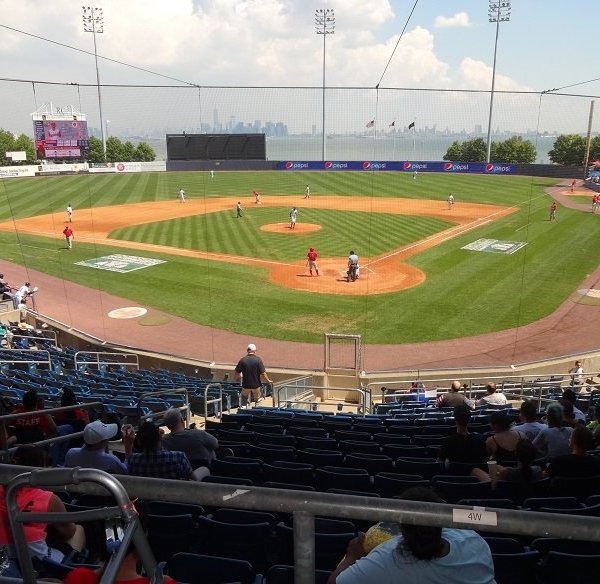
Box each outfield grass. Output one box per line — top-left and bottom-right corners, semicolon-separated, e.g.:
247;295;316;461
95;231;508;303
1;171;598;344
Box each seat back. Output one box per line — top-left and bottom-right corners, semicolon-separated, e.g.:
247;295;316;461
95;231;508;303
167;552;255;584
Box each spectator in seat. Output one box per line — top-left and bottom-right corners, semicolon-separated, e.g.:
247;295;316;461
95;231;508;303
327;487;495;583
475;382;507;407
161;408;219;469
533;403;574;461
472;439;544;484
125;421;199;481
10;389;58;445
64;420;128;474
436;381;473;409
545;426;600;478
512;400;546;441
0;445;85;565
485;412;527;463
10;389;73;465
54;387;90;434
438;405;486;464
560;388;586;423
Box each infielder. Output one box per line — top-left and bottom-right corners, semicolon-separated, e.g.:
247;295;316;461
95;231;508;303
447;193;454;209
66;204;73;222
178;189;186;203
304;184;310;199
306;247;319;276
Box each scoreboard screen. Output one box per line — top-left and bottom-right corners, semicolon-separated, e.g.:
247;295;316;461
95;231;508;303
33;119;89;158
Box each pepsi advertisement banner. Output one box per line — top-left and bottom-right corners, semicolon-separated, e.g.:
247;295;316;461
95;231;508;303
277;160;516;174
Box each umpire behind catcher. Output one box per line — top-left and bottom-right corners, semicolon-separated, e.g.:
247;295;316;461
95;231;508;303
234;343;273;408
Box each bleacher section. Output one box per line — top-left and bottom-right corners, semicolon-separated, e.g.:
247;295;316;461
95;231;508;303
2;322;600;581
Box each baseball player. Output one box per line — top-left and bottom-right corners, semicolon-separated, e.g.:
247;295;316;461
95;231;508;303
63;225;74;249
66;204;73;222
304;184;310;199
289;207;298;229
306;247;319;276
236;201;243;218
178;189;186;203
447;193;454;209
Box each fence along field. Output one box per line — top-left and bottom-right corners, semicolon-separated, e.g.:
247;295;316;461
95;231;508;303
0;170;599;344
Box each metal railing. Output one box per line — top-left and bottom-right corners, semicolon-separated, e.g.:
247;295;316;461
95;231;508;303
0;350;51;370
0;466;598;584
73;351;140;373
135;388;190;425
3;468;160;584
364;372;590;414
273;376;314;408
274;384;369;415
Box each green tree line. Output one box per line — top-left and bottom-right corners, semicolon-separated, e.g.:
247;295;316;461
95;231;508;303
0;130;156;165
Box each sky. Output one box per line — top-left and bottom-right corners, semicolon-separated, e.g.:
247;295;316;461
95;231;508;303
0;0;599;137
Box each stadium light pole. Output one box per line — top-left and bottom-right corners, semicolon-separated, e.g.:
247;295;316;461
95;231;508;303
315;8;335;162
485;1;511;163
82;6;106;158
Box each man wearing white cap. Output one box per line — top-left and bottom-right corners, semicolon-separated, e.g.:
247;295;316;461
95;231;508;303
234;343;273;408
64;420;128;474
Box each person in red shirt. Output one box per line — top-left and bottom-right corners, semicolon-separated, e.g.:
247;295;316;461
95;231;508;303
570;179;576;192
63;225;74;249
11;389;58;445
306;247;319;276
549;201;557;221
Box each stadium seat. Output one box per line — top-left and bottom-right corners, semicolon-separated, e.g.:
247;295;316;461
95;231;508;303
265;564;330;584
491;551;541;584
373;473;429;498
315;466;371;492
146;513;197;562
262;461;315;486
537;551;600;584
344;453;394;475
166;553;256;584
196;516;273;573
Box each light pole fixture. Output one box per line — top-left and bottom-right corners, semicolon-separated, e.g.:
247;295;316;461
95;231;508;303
485;1;511;163
82;5;106;158
315;8;335;162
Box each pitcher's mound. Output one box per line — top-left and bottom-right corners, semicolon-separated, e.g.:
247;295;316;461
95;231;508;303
260;222;322;234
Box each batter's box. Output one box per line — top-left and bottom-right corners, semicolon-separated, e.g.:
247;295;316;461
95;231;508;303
76;254;166;273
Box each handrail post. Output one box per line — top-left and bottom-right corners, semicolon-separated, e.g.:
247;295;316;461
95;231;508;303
293;511;315;584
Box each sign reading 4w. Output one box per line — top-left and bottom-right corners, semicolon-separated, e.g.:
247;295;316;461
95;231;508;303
76;254;166;273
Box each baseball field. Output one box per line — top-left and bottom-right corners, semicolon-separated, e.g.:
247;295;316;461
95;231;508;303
0;170;598;344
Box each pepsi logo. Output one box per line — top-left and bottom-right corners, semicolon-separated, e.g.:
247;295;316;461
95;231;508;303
285;161;293;169
362;161;371;169
324;161;333;169
444;162;453;171
485;164;494;172
403;161;411;170
116;163;125;172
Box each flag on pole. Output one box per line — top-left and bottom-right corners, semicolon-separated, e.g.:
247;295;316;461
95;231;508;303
408;121;415;130
366;120;375;128
389;121;395;127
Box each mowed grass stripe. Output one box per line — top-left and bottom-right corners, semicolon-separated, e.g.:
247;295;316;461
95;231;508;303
110;209;454;262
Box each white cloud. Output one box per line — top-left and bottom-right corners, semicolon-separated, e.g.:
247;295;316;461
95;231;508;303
458;57;531;91
434;12;471;29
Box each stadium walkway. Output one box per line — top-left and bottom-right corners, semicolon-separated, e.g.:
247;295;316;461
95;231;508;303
3;256;600;373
